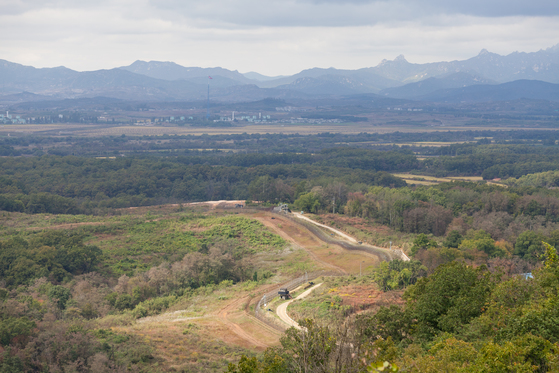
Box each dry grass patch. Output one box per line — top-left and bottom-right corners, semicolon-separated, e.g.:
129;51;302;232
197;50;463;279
288;276;404;323
115;319;253;373
253;211;378;273
312;213;415;253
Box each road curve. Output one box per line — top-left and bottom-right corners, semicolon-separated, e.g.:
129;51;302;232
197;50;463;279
292;213;410;262
294;214;357;243
276;283;323;330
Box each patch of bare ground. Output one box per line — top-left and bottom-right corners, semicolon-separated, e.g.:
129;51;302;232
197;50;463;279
333;284;404;311
113;319;253;372
112;307;256;370
288;279;404;323
216;294;278;350
117;281;289;372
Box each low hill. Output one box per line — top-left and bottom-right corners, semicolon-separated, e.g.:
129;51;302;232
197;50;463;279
120;60;255;85
380;72;497;99
421;79;559;103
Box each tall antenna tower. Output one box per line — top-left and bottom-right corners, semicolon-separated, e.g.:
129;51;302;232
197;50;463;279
206;76;212;120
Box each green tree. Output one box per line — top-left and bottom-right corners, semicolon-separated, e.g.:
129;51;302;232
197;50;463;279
460;237;505;258
405;262;495;341
443;230;463;248
410;234;437;256
0;318;36;346
0;347;25;373
357;305;412;345
515;231;546;260
293;192;322;213
47;286;71;310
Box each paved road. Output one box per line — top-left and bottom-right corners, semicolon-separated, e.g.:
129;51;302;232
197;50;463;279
293;213;410;262
276;283;323;330
295;213;358;242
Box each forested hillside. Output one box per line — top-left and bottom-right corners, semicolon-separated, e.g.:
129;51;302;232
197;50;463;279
0;148;411;212
2;130;559;372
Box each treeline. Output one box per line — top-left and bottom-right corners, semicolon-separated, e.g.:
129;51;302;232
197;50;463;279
0;193;83;214
504;170;559;188
422;144;559;179
330;181;559;274
343;182;559;238
3;129;559;157
0;150;410;213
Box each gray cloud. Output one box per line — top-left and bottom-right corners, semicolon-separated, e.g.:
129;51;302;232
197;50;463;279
147;0;559;28
300;0;559;17
0;0;558;75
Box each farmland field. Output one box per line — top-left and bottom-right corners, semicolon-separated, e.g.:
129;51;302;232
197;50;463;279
2;121;558;137
391;173;486;185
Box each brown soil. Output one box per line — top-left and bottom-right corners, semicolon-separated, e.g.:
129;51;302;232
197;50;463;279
332;284;404;311
216;293;279;351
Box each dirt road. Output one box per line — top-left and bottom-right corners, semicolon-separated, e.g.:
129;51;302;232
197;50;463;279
276;283;323;330
217;295;276;350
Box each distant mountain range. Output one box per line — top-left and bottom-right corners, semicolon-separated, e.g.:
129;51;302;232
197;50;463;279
1;44;559;103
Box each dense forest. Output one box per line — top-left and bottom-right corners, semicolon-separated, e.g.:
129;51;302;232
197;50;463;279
0;148;412;213
4;135;559;215
2;129;559;157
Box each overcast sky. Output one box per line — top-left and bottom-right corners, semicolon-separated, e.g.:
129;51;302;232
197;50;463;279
1;0;558;76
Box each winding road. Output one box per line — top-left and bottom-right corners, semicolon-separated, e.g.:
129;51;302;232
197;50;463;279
293;212;410;262
276;283;323;330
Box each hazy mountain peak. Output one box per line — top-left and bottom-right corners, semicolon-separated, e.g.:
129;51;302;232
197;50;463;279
377;55;408;67
120;60;253;85
2;43;559;102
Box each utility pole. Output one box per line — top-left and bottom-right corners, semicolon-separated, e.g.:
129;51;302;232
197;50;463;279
332;196;335;214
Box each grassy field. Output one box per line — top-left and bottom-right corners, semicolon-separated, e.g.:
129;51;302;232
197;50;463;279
0;206;293;277
288;275;404;324
377;141;472;147
253;212;381;274
3;121;559;137
392;173;491;186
